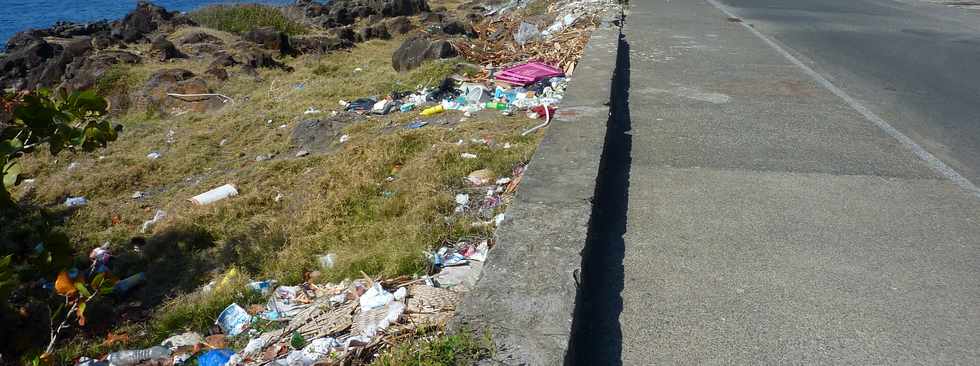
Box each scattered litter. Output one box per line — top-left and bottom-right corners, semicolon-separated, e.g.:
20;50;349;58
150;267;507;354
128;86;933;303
359;283;394;311
146;152;161;160
64;196;88;207
466;169;495;186
339;134;350;143
461;153;477;159
113;272;145;294
161;332;204;348
67;162;80;171
407;121;428;129
189;184;239;205
295;150;310;157
514;21;541;45
318;253;337;269
131;191;145;199
140;209;167;233
106;346;171;366
216;303;252;337
420;105;445;116
197;349;235;366
304;107;322;115
248;280;277;296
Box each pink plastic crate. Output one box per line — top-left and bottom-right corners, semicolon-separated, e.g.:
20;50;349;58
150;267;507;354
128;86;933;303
495;62;564;86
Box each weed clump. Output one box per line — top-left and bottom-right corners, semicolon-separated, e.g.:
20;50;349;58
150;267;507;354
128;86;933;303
190;4;307;35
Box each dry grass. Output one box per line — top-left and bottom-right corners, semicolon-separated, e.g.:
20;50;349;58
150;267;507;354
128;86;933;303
14;32;547;360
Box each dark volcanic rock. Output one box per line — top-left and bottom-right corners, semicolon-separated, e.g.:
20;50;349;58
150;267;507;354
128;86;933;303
290;114;365;155
329;27;359;44
150;36;186;61
420;11;445;24
385;17;414;35
0;35;59;90
111;1;196;43
304;0;429;28
209;53;238;69
359;23;391;41
391;36;457;72
140;68;223;113
291;36;354;54
179;32;223;45
242;50;292;72
441;19;475;37
61;50;141;92
243;27;293;56
205;67;229;81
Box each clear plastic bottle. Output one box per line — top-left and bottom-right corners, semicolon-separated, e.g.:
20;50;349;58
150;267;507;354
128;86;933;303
107;346;171;366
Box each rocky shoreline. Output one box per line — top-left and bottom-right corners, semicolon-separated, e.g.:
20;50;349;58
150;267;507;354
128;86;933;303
0;0;493;115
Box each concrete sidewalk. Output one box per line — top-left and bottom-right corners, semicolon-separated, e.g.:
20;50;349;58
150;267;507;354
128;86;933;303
614;0;980;364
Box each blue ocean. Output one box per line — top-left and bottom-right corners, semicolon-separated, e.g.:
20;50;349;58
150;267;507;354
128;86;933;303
0;0;292;47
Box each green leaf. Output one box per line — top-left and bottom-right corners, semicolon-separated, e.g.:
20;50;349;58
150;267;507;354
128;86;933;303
77;301;86;316
75;282;92;298
99;287;114;295
2;160;20;188
0;137;23;156
91;272;105;289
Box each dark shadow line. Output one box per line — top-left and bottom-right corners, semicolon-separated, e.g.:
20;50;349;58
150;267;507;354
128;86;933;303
564;23;632;366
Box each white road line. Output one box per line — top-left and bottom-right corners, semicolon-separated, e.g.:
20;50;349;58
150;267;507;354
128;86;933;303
705;0;980;199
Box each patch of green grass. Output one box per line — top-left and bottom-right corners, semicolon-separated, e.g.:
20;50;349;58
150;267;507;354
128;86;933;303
190;4;308;35
94;64;139;98
371;330;494;366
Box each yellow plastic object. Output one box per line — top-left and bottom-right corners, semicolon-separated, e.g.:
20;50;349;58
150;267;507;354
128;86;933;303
420;105;445;116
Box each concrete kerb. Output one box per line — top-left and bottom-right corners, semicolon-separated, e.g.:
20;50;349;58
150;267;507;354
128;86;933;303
453;7;626;366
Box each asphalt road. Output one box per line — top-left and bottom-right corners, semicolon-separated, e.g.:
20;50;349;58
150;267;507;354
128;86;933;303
717;0;980;184
615;0;980;364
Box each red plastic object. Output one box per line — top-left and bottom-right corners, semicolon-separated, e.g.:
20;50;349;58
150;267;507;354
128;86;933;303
495;62;564;86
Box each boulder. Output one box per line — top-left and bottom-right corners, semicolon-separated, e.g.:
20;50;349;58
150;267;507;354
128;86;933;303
420;11;445;24
391;36;457;72
243;27;293;56
329;27;359;44
209;53;238;69
0;35;59;90
359;23;390;41
242;50;291;71
61;50;141;92
179;32;223;45
441;20;475;37
378;0;430;17
205;67;229;81
291;36;354;54
111;1;196;43
385;17;414;35
150;36;186;61
139;68;223;113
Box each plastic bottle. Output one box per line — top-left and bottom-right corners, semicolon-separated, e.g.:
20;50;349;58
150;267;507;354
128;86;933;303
399;103;415;112
484;102;508;110
113;272;146;294
107;346;171;366
420;105;445;116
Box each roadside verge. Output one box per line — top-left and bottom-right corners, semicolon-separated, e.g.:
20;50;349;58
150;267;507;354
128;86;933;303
454;7;626;365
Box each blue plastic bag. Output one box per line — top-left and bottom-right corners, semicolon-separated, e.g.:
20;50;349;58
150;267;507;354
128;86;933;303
198;349;235;366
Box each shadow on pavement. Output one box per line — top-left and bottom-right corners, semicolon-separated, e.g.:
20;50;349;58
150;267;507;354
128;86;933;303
565;29;632;366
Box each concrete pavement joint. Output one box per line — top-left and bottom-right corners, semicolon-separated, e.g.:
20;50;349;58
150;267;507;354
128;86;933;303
705;0;980;199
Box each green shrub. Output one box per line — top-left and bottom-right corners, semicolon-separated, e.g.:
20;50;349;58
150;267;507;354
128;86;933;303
189;4;307;35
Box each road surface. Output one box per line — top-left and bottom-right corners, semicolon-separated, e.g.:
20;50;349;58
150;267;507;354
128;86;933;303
601;0;980;364
718;0;980;183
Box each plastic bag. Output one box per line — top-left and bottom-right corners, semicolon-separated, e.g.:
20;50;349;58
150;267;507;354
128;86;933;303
514;22;540;46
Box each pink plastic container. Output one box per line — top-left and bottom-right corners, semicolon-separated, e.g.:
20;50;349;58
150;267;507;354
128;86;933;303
495;62;564;86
